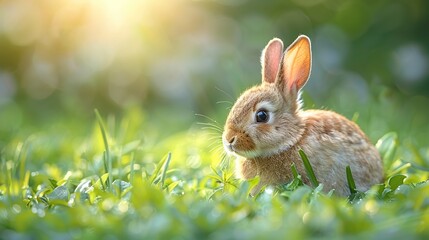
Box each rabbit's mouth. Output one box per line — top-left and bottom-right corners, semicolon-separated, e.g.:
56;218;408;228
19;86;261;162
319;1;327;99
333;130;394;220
223;137;292;159
222;137;243;156
223;140;264;159
222;128;258;154
224;141;234;153
228;148;262;159
222;138;242;155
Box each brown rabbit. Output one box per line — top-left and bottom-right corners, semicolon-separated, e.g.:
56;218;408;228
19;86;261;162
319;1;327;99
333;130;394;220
222;35;383;196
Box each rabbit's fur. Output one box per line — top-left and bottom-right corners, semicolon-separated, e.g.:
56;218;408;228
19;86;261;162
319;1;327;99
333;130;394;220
222;36;383;196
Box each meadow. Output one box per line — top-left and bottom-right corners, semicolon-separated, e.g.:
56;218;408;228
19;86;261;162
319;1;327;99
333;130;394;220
1;0;429;239
1;94;429;239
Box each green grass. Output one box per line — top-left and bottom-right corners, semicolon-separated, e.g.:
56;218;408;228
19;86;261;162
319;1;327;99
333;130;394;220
1;106;429;239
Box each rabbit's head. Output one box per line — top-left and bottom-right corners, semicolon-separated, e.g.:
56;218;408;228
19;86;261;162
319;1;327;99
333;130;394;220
223;36;312;158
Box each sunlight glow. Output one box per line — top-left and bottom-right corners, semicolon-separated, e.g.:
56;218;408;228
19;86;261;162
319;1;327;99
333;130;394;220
0;0;188;101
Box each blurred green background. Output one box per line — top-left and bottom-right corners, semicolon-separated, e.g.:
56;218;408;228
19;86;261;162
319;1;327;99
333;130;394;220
1;0;428;145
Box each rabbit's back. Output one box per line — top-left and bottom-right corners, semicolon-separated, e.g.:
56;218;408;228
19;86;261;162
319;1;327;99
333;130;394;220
298;110;384;195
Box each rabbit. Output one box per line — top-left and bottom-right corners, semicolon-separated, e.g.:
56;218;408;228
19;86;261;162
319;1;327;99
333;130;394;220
222;35;384;196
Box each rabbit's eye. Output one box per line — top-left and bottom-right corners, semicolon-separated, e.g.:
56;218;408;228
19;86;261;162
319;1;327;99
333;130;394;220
256;110;269;123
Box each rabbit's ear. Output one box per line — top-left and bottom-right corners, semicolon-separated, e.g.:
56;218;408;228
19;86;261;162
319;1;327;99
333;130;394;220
261;38;284;84
279;35;311;93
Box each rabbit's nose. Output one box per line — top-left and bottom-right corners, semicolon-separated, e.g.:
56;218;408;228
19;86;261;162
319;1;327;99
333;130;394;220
228;136;236;144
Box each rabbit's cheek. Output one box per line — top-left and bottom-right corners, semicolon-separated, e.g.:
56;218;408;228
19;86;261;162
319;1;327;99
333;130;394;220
256;123;272;133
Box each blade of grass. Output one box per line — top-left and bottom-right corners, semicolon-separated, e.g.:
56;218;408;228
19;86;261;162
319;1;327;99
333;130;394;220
150;153;168;184
102;151;108;179
291;163;299;179
298;149;319;187
95;109;112;190
17;140;30;190
346;166;357;195
160;152;172;188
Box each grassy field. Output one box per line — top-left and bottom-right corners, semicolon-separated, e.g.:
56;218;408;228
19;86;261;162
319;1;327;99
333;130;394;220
1;100;429;239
